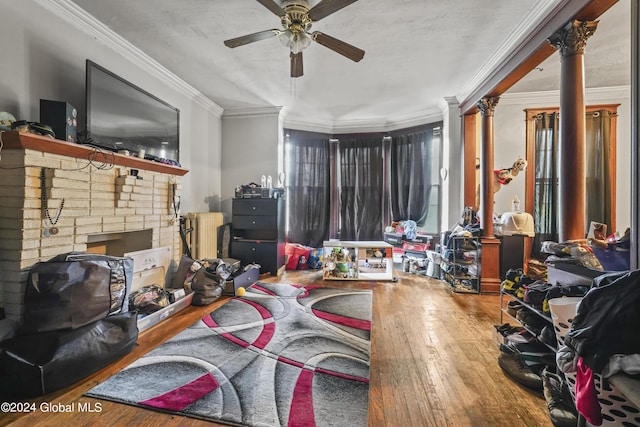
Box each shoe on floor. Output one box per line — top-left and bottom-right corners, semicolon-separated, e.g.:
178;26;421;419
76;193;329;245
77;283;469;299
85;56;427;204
498;344;543;391
542;367;578;427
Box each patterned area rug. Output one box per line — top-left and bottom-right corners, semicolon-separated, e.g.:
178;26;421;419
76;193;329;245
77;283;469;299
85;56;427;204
86;283;371;427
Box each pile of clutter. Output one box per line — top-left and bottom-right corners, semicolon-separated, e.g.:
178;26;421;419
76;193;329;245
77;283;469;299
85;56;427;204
172;256;261;304
541;225;630;273
284;243;323;271
383;220;435;276
496;269;590;426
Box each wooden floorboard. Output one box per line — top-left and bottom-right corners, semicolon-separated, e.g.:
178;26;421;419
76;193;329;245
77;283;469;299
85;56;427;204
0;270;552;427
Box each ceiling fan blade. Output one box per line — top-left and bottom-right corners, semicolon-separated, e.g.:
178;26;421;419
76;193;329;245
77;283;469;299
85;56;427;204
224;29;280;48
308;0;359;22
291;52;303;78
255;0;286;16
312;32;365;62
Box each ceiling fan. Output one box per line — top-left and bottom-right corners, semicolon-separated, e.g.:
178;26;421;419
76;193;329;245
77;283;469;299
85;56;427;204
223;0;365;78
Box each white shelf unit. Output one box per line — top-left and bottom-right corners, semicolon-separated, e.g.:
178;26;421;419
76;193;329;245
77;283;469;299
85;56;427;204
322;240;394;281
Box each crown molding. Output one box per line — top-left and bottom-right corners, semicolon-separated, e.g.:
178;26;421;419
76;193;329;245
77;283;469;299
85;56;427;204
585;85;631;103
36;0;224;117
456;0;563;104
282;107;443;134
282;119;334;134
499;85;630;106
221;106;283;119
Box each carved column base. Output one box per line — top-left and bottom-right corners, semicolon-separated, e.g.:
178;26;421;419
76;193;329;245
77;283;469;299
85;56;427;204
480;237;501;294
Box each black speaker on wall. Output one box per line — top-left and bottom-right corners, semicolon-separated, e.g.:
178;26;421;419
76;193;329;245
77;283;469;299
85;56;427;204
40;99;77;143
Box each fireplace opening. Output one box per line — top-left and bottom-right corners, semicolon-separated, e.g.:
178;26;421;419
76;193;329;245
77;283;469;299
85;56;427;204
87;229;153;256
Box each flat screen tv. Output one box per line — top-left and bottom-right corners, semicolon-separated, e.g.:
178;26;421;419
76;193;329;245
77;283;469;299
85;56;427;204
85;60;179;163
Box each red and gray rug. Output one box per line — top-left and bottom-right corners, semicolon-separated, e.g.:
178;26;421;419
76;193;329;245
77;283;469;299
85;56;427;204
86;282;371;427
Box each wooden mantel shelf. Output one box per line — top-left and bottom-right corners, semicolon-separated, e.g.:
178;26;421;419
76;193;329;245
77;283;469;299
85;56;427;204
1;131;189;176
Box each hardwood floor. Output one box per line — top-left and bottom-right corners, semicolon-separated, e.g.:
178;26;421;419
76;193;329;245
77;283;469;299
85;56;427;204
1;270;552;426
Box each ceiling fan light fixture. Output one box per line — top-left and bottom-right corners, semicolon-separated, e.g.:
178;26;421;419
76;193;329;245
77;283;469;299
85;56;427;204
279;30;311;54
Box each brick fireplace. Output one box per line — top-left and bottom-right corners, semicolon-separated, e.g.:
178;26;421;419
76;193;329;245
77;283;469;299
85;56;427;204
0;131;187;323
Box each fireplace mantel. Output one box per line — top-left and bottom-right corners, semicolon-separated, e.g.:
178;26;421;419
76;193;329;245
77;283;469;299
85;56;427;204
1;131;188;176
0;130;185;323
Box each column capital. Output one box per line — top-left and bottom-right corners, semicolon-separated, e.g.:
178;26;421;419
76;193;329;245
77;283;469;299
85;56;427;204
477;96;500;117
549;19;599;58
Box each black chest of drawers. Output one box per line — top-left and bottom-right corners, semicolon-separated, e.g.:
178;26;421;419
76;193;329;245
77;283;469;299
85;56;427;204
231;198;284;275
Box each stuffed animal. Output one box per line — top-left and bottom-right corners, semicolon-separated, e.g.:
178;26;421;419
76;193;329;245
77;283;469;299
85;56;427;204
476;157;528;208
492;157;527;192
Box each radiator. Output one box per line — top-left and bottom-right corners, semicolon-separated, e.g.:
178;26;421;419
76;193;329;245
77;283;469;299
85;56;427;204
185;212;224;260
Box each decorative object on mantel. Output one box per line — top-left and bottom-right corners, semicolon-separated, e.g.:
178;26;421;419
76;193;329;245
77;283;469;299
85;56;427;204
0;111;16;131
223;0;365;78
11;120;55;138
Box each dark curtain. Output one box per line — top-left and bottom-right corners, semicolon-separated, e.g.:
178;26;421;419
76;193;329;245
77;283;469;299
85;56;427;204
585;109;613;232
285;129;330;248
532;112;559;257
389;126;440;230
339;136;384;240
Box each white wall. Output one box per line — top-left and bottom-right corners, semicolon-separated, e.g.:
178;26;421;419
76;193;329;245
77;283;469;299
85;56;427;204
494;86;631;233
440;98;464;230
220;109;283;219
0;1;222;214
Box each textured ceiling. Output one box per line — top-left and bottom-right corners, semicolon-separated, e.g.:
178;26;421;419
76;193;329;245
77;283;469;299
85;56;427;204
511;0;629;94
70;0;630;127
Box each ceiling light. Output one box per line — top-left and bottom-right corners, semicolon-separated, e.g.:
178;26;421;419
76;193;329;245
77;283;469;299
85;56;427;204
278;29;311;54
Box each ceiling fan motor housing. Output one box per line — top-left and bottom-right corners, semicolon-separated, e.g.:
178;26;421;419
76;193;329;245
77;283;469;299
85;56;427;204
281;0;313;33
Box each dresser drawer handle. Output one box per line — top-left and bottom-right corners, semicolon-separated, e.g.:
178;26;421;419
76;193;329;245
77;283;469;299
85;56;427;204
252;247;256;251
252;206;256;210
252;220;256;224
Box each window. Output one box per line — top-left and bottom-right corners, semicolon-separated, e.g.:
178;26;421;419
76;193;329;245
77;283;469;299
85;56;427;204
524;106;618;255
285;123;443;245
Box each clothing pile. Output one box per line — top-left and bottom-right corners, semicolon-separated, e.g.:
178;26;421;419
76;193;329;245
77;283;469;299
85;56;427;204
540;240;604;270
557;269;640;425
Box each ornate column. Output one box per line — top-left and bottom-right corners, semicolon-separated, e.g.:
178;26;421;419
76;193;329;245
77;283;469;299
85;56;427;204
477;96;501;294
548;20;598;241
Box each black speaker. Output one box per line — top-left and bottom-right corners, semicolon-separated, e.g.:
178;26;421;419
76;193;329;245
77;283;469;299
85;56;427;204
40;99;77;143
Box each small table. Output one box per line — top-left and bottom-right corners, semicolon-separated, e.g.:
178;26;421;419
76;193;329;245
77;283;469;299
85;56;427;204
322;240;394;281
